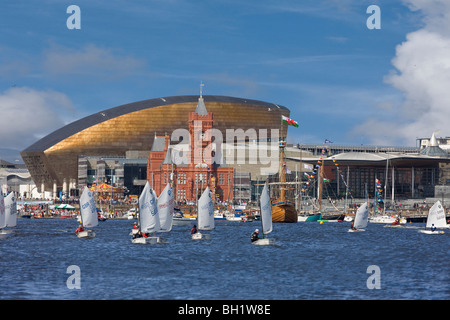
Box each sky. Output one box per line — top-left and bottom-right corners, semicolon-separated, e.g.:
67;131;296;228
1;0;449;163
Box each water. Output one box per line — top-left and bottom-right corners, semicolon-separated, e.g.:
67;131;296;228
0;218;448;300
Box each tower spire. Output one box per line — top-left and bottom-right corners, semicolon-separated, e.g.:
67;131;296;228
195;82;208;116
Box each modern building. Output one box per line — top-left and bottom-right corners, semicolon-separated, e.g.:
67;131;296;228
21;93;291;197
417;132;450;153
0;160;44;199
77;152;148;196
319;152;447;199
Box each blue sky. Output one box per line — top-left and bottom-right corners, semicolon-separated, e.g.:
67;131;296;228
1;0;449;162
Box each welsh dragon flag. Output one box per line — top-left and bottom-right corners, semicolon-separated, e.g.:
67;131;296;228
282;115;299;128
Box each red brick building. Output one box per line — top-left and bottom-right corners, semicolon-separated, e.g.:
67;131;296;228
147;93;234;203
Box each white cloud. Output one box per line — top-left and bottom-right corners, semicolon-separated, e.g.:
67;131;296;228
0;87;74;150
352;0;450;146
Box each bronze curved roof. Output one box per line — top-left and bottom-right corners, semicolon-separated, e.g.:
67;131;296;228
23;95;289;153
21;95;291;191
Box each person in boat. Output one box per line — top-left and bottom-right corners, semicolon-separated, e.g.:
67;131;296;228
431;224;436;232
191;224;198;235
251;229;259;242
133;222;138;230
350;222;356;230
75;224;84;234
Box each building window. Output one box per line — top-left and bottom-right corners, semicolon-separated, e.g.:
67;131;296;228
195;173;207;184
177;173;186;184
177;189;186;201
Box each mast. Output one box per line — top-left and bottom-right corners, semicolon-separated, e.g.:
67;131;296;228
391;166;395;207
137;196;141;232
279;138;286;202
374;178;377;215
344;166;349;214
318;151;324;212
295;164;298;211
299;147;303;212
260;199;266;238
383;156;389;215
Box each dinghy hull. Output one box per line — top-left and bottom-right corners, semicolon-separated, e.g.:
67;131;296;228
132;236;168;244
348;228;365;232
191;232;211;240
252;238;276;246
418;230;444;235
76;230;96;239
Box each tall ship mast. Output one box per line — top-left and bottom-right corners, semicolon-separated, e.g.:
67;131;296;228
271;137;298;223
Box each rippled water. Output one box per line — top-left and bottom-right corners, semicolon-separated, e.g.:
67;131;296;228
0;218;448;300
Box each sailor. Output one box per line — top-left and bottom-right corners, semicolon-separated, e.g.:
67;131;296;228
75;224;84;234
431;224;436;232
251;229;259;242
191;224;198;235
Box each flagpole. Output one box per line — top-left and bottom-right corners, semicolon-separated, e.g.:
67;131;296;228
279;115;286;202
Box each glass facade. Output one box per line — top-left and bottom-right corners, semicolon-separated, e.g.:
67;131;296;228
123;163;147;195
326;165;440;200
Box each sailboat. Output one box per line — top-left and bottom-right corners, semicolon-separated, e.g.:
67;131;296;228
132;181;165;244
2;192;17;234
253;183;276;245
271;139;297;223
0;188;7;240
348;202;369;232
192;186;214;240
418;201;447;235
157;183;175;233
77;186;99;239
370;158;406;224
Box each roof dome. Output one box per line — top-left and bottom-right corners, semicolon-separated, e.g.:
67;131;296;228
421;132;448;157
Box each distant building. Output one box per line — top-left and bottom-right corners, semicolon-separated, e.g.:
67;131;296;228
77;152;147;197
318;152;446;200
417;132;450;153
0;160;40;199
21;93;289;197
419;131;449;157
147;92;234;202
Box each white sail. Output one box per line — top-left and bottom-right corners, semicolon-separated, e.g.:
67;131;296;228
426;201;448;229
158;183;174;232
139;182;160;233
354;202;369;229
260;183;272;235
0;188;5;229
4;193;17;227
197;187;214;231
79;186;98;228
